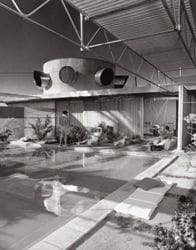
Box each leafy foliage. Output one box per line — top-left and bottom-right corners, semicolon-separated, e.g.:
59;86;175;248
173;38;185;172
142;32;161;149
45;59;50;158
154;195;196;250
109;212;154;233
30;115;53;141
97;121;118;143
154;224;177;250
0;118;15;141
67;125;88;144
184;114;196;124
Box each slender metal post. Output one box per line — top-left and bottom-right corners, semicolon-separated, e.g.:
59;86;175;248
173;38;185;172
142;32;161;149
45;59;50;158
61;0;81;40
11;0;51;17
180;0;196;42
157;70;160;85
0;2;81;48
136;59;144;73
86;27;101;47
161;0;176;28
177;0;181;31
103;30;116;62
117;47;127;63
179;67;182;77
177;85;184;151
80;13;84;51
150;68;155;81
89;48;170;92
89;29;175;49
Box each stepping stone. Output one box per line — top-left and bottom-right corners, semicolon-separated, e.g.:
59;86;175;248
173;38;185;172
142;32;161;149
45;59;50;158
115;180;173;220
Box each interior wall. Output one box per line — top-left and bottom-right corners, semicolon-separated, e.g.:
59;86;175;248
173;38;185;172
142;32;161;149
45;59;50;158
190;95;196;114
8;95;144;140
56;96;144;136
144;97;177;134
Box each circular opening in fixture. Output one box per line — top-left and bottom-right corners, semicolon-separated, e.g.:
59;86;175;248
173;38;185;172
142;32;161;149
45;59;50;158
95;68;114;86
43;80;52;90
59;66;77;84
33;70;51;90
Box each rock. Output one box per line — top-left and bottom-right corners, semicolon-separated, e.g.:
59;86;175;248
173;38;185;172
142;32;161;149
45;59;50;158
164;138;177;151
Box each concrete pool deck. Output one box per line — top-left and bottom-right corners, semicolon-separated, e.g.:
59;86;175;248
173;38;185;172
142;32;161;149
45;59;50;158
29;152;179;250
78;152;196;250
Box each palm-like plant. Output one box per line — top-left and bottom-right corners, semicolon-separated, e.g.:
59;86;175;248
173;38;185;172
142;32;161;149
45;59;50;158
30;115;53;141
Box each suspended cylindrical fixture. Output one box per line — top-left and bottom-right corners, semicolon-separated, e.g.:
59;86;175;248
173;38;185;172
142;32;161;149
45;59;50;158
95;68;114;86
33;70;51;90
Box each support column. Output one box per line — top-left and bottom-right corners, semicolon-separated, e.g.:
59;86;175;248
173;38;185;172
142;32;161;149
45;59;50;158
80;13;84;51
177;85;183;151
177;85;191;150
139;97;144;138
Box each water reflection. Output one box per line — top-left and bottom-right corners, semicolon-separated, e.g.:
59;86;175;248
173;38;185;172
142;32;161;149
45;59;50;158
32;147;56;160
34;179;102;216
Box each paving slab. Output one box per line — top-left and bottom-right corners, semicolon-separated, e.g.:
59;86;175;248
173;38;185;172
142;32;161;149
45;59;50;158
135;155;178;180
28;241;61;250
115;183;173;220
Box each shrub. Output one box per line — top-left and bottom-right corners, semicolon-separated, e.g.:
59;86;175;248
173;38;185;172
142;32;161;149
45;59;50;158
98;122;117;143
30;115;53;141
154;195;196;250
67;125;88;144
0;118;15;142
0;128;12;141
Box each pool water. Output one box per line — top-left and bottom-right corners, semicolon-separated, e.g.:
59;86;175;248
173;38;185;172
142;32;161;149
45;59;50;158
0;145;158;250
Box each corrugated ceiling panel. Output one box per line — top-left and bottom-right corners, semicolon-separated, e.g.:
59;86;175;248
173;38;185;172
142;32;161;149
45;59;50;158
184;0;196;36
67;0;147;18
67;0;196;79
146;47;193;71
97;1;173;39
125;32;180;55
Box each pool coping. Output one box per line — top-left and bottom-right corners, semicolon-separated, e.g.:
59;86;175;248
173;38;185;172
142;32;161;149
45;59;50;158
28;154;178;250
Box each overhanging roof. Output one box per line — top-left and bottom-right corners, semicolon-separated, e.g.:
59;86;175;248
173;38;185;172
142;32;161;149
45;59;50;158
0;0;196;93
65;0;196;84
0;92;40;103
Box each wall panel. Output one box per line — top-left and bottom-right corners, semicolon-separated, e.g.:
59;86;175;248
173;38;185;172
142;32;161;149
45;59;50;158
55;96;143;136
9;101;55;139
144;97;177;134
9;95;144;140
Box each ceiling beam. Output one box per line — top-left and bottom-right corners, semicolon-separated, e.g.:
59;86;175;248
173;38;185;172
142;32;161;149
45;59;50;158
88;29;175;49
0;1;81;48
0;0;176;93
161;0;196;67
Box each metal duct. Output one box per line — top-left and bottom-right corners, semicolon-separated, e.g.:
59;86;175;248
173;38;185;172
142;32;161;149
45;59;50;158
33;70;51;90
94;68;114;86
